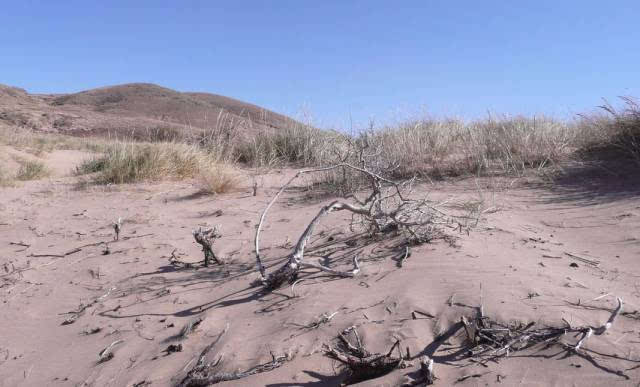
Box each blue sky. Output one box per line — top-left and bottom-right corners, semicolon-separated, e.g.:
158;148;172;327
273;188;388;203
2;1;639;128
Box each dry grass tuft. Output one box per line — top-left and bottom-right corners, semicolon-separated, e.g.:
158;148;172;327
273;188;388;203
577;97;640;165
4;96;640;191
14;158;51;181
75;141;241;191
198;164;240;194
0;165;15;187
78;142;205;184
369;115;575;178
235;125;344;167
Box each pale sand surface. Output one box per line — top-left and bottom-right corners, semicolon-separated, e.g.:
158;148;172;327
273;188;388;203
1;154;639;386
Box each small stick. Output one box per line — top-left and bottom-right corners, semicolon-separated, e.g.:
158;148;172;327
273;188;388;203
9;242;30;247
479;283;484;318
592;293;611;301
412;310;435;319
398;246;410;267
564;252;600;267
193;226;222;266
574;328;592;351
113;217;122;241
98;339;124;363
291;279;304;298
593;297;623;335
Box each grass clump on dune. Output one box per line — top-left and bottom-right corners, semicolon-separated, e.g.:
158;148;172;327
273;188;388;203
577;97;640;165
0;165;14;187
77;142;201;183
368;115;576;179
77;141;239;193
14;158;51;181
235;124;345;168
198;164;240;194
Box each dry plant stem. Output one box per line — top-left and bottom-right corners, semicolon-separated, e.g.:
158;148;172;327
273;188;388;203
262;200;365;289
60;286;116;325
254;165;345;278
324;330;404;385
564;252;601;267
193;227;221;266
98;339;124;363
463;297;623;363
398;246;410;267
568;297;623;352
594;297;623;334
113;217;122;241
179;322;288;387
300;255;360;277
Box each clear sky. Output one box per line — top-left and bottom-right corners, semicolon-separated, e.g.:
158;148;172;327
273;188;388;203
2;1;639;128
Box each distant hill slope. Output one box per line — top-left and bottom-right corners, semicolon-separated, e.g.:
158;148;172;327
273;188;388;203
0;83;296;137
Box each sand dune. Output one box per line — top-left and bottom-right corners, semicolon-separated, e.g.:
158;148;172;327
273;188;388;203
1;152;639;386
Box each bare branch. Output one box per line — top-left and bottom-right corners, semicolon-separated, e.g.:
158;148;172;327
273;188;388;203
593;297;623;335
255;161;453;290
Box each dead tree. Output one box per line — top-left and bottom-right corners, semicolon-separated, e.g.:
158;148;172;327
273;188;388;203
193;226;222;266
253;163;453;290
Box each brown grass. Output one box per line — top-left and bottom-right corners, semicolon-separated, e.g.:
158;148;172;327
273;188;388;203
14;158;51;181
576;96;640;164
0;165;14;187
198;164;240;194
0;125;106;155
4;96;639;192
76;141;240;193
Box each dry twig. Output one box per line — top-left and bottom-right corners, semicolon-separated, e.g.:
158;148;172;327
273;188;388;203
193;226;222;266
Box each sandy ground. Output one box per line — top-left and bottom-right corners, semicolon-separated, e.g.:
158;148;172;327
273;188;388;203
1;153;640;386
1;146;94;177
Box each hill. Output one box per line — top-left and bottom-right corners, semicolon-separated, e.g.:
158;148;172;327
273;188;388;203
0;82;297;138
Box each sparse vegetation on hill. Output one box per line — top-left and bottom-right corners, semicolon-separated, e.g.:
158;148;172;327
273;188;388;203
0;82;299;137
2;87;639;191
0;124;106;154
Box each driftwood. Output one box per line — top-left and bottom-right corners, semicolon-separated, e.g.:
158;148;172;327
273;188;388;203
564;252;601;267
254;163;452;290
60;286;116;325
193;226;222;266
324;327;405;385
178;323;292;386
98;339;124;363
456;296;626;378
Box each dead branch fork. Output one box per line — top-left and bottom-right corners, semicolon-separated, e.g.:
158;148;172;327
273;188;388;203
254;163;450;290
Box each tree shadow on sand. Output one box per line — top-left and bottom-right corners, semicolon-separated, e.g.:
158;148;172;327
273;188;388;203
96;231;406;321
531;161;640;206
